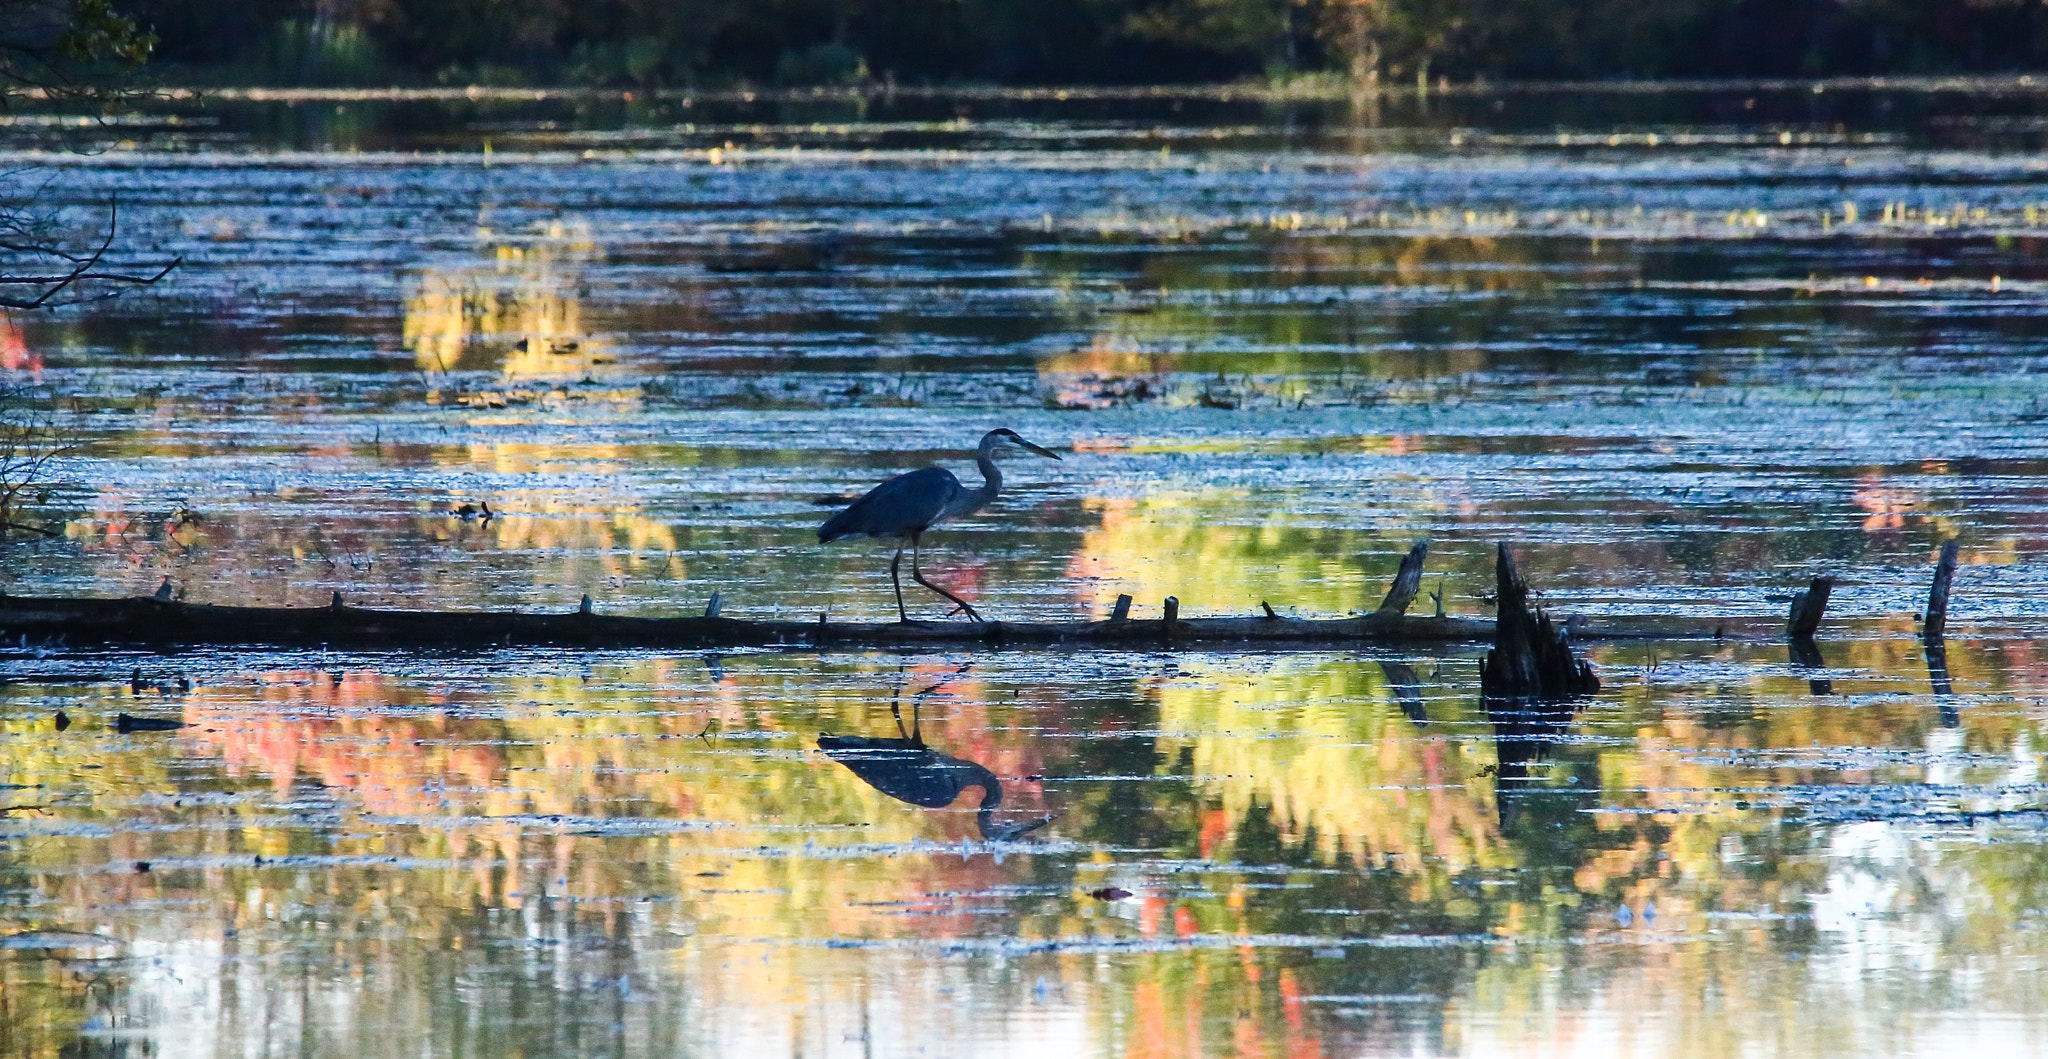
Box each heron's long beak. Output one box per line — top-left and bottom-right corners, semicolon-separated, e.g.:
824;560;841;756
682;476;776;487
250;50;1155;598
1018;439;1063;460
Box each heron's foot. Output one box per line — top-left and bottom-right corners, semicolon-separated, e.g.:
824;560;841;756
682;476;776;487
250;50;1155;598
944;601;986;623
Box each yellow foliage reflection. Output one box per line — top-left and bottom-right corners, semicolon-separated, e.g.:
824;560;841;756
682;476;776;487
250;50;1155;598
9;636;2048;1058
1070;493;1444;616
1151;657;1511;877
404;219;612;382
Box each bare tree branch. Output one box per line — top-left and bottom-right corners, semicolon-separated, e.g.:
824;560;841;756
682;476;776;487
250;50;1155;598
0;379;79;539
0;194;179;309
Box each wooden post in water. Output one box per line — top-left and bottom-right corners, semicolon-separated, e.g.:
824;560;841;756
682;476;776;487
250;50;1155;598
1375;542;1429;616
1924;540;1960;642
1786;576;1833;641
1786;575;1835;693
1479;544;1599;700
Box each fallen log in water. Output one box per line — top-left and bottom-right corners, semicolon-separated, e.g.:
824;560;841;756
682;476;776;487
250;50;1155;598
0;543;1804;653
0;590;1740;653
0;592;1497;650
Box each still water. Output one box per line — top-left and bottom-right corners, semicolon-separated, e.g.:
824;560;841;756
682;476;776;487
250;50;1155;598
6;84;2048;1056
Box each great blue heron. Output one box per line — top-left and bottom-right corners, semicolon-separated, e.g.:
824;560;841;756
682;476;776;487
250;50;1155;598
817;669;1051;841
817;428;1062;622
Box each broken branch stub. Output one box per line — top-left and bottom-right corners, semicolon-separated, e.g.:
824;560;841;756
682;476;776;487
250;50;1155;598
1924;541;1959;642
1786;576;1834;641
1374;541;1429;616
1479;544;1599;700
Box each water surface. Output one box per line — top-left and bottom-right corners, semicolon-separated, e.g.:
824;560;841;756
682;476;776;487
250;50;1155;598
5;84;2048;1057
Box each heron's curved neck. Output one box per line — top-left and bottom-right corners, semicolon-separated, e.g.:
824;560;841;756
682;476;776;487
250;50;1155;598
972;440;1003;506
968;764;1004;835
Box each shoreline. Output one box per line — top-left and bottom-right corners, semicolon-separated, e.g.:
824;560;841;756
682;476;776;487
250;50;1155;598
36;72;2048;107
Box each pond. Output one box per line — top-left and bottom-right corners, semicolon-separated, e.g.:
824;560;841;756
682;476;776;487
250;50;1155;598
5;83;2048;1056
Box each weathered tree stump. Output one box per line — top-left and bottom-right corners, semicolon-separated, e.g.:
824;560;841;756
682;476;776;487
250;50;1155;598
1374;542;1429;616
1924;540;1959;642
1479;544;1599;700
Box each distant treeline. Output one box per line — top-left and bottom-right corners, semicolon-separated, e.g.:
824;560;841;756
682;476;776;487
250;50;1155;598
120;0;2048;87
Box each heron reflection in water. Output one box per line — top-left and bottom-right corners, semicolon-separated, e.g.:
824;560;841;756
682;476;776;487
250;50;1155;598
818;428;1062;623
818;668;1053;841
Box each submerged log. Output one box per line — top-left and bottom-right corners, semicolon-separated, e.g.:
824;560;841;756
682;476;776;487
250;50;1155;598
0;589;1748;654
0;591;1508;651
1479;545;1599;699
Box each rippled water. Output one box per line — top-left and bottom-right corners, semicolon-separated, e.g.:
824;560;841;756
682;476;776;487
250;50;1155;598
6;85;2048;1057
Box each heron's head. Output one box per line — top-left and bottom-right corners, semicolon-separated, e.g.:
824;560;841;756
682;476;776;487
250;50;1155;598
982;428;1063;461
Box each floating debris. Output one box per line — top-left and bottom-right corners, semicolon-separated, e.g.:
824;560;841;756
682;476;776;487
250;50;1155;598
115;714;186;733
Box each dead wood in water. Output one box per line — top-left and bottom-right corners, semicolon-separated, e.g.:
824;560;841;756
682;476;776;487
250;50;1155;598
1479;545;1599;700
0;543;1753;655
1375;542;1429;616
1785;573;1838;693
0;590;1747;653
1787;576;1834;641
1924;540;1959;642
0;591;1512;651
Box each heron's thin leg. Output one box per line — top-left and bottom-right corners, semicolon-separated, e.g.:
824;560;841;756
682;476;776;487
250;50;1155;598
885;664;918;741
889;546;909;623
909;533;983;623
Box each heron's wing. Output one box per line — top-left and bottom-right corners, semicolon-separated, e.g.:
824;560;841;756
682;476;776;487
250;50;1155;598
818;466;961;542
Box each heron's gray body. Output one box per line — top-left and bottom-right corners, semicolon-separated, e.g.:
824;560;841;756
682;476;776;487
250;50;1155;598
817;676;1050;840
817;733;1004;831
816;428;1060;623
816;463;997;543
